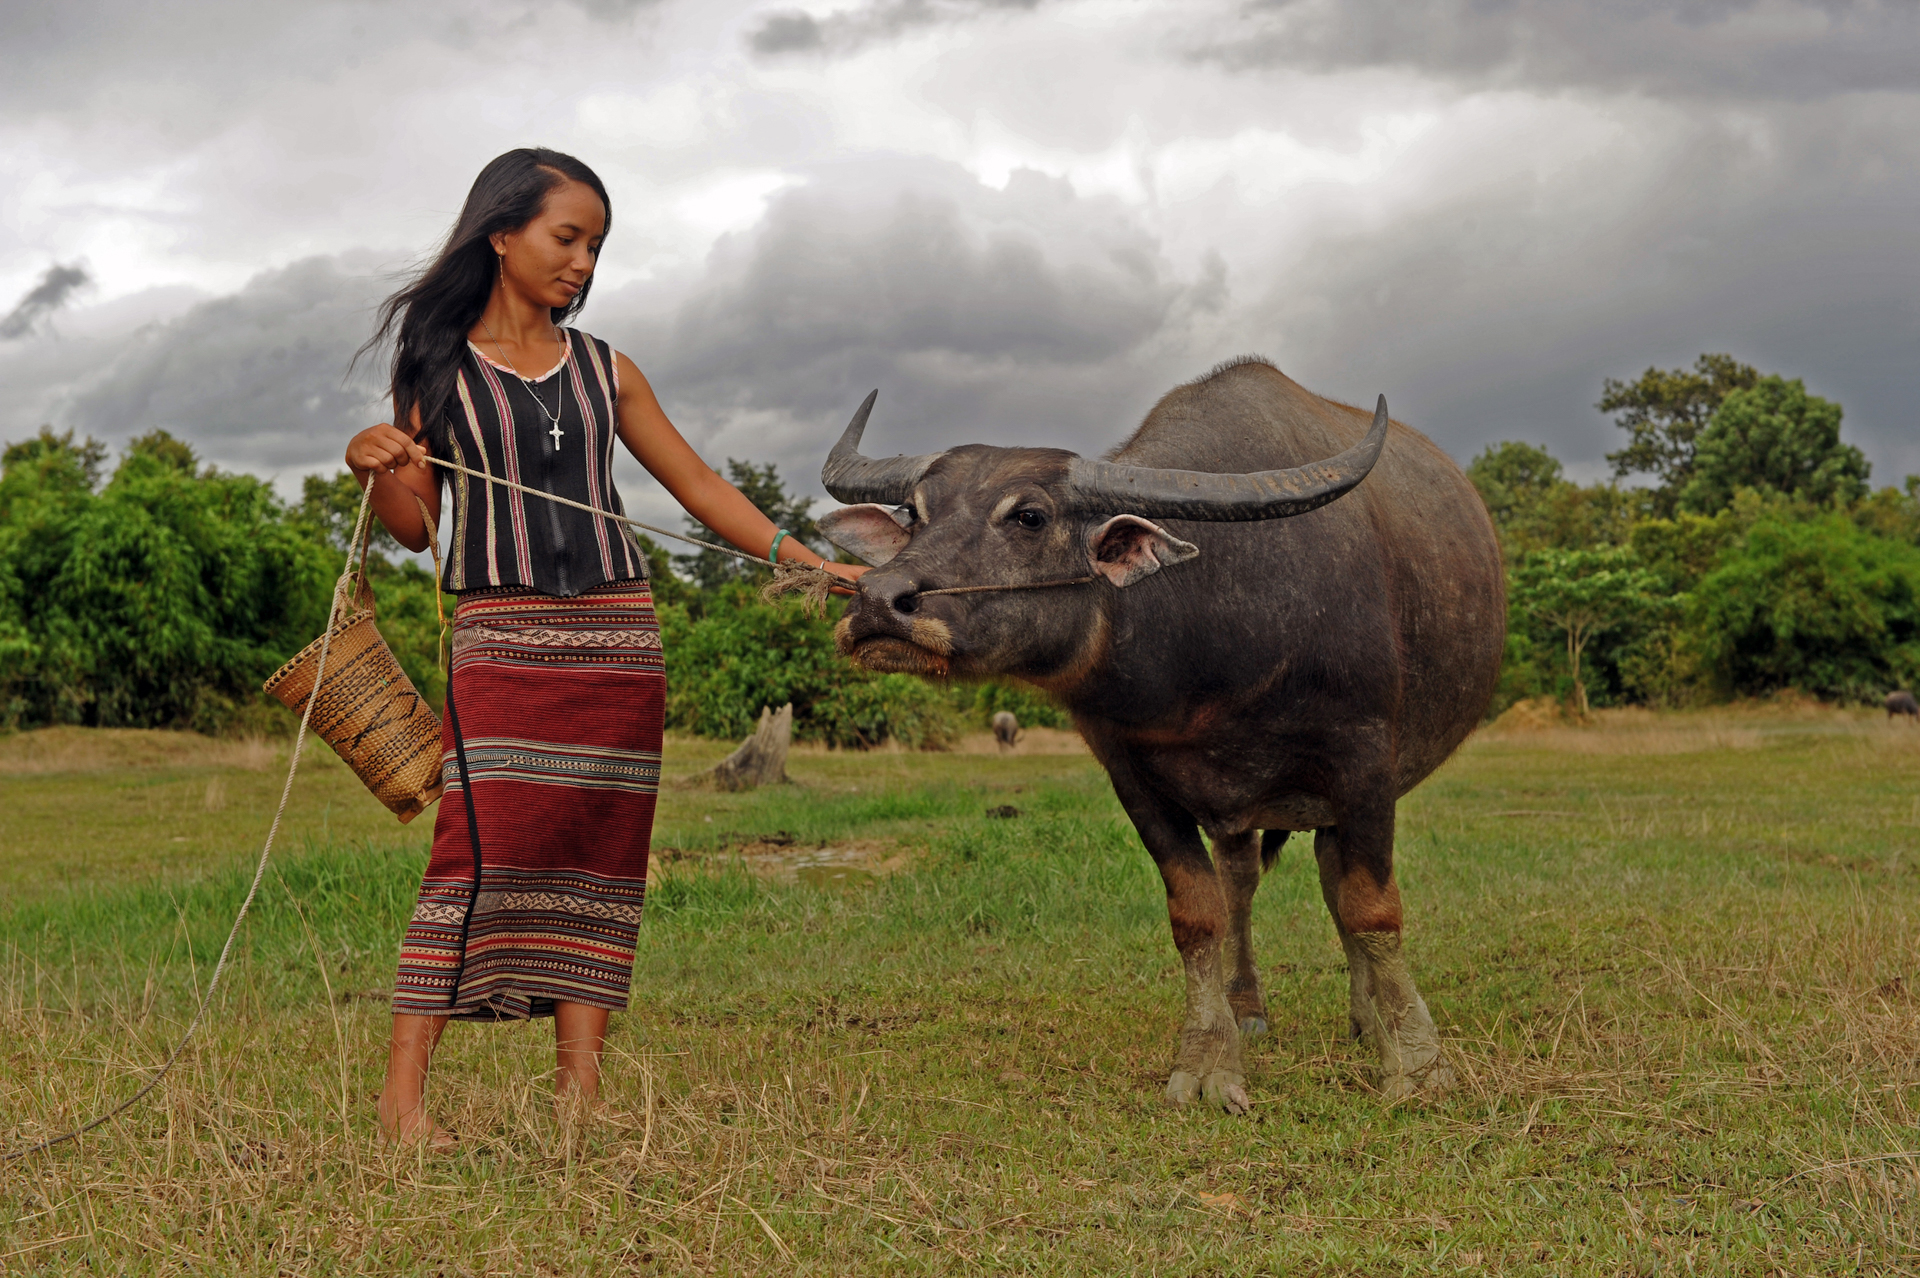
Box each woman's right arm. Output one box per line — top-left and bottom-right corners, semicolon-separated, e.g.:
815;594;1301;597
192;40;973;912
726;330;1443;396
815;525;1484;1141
344;406;439;553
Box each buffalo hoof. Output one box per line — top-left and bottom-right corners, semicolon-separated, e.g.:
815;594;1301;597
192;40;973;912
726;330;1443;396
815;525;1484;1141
1378;1056;1456;1102
1238;1016;1270;1040
1202;1071;1251;1115
1165;1070;1251;1114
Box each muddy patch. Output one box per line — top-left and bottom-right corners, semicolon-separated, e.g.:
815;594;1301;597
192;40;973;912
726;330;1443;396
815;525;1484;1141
661;834;912;889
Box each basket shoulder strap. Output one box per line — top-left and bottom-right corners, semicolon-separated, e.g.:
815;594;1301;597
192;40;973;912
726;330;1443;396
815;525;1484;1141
412;493;449;671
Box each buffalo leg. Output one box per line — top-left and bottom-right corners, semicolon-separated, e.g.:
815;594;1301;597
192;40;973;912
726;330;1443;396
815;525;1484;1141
1313;818;1452;1099
1212;830;1269;1039
1112;782;1249;1114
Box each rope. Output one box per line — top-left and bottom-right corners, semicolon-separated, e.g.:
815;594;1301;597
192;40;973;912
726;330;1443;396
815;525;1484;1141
2;479;382;1164
427;457;1094;607
917;577;1094;596
426;457;846;617
429;457;781;567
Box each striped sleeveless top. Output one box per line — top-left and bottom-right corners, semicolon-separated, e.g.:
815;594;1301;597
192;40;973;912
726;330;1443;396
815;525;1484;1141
433;328;646;597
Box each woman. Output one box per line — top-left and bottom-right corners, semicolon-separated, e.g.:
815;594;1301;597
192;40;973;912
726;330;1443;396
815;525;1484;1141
346;148;861;1145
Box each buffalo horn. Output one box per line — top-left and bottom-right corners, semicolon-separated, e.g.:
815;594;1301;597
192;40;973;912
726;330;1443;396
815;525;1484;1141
820;390;945;506
1063;395;1391;521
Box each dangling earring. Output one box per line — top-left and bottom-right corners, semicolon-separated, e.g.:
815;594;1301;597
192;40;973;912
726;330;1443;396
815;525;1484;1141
497;253;505;291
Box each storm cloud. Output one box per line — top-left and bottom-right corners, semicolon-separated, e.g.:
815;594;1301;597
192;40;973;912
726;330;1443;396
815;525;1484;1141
0;264;90;340
1;0;1914;514
748;0;1044;56
1204;0;1920;101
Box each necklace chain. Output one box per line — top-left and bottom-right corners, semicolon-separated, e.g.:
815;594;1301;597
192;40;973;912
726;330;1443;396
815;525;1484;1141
479;317;567;447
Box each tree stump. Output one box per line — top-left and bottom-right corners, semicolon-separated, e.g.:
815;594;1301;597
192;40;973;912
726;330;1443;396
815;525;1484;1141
703;704;793;791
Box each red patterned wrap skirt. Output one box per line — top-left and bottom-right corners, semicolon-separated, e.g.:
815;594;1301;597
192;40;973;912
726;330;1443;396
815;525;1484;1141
392;580;665;1021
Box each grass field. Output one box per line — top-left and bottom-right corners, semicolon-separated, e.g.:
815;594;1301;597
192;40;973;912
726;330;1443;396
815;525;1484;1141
3;707;1918;1275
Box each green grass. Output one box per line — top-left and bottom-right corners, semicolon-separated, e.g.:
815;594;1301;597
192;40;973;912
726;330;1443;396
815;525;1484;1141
3;711;1919;1274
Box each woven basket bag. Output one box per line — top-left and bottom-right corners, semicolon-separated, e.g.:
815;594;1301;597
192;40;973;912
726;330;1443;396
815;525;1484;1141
263;489;445;824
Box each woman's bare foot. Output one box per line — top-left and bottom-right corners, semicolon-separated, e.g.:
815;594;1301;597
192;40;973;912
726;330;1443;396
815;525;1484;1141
377;1096;458;1149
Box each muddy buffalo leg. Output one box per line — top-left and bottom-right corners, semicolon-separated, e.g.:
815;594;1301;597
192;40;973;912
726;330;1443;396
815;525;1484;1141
1211;830;1269;1039
1312;814;1452;1099
1110;780;1249;1114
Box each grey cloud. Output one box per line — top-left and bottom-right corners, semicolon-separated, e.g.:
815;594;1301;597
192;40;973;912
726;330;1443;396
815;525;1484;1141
41;255;391;476
748;0;1043;58
1202;0;1920;101
565;0;665;19
0;264;91;340
1247;93;1920;485
599;163;1222;484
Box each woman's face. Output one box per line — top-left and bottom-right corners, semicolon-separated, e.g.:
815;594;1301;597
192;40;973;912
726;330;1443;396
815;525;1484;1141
492;178;607;311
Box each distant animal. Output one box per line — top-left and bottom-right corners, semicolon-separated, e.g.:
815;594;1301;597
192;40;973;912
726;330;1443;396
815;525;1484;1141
991;711;1021;752
816;357;1504;1110
1889;690;1919;721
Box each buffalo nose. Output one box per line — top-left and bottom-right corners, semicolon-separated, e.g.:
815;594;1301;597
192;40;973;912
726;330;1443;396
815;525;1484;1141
891;589;920;615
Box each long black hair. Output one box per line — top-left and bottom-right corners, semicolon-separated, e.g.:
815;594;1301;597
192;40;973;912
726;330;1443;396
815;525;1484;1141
360;148;612;448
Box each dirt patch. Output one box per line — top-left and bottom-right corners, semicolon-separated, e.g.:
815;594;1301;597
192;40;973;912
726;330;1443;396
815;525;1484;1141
0;727;279;775
665;836;914;889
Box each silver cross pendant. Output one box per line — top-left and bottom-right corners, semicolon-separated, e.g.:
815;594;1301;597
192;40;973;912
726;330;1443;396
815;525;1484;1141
548;421;564;449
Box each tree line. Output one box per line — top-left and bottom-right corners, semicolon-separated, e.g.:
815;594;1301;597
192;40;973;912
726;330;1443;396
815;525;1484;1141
1477;356;1919;715
0;435;1059;744
3;354;1910;739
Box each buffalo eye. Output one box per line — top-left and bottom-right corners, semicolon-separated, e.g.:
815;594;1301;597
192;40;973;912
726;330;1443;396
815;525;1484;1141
1013;508;1047;531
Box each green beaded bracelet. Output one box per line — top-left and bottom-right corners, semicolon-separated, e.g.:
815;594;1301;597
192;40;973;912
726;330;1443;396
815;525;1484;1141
769;529;789;563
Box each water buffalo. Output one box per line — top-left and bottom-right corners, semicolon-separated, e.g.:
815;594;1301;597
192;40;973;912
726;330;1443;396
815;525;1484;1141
1890;691;1919;721
816;357;1504;1109
991;711;1021;752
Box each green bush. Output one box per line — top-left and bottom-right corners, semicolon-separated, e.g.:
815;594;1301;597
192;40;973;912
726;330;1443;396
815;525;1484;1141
1688;511;1920;701
0;431;337;731
656;587;1066;749
951;679;1071;730
657;585;848;741
811;673;965;750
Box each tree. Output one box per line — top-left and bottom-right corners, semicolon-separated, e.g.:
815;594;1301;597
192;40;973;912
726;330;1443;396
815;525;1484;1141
1853;476;1920;547
1467;441;1563;529
2;427;108;491
0;441;337;730
675;459;824;592
1509;547;1662;716
1467;440;1644;557
1600;353;1758;513
1687;511;1920;701
1679;376;1868;514
125;429;200;474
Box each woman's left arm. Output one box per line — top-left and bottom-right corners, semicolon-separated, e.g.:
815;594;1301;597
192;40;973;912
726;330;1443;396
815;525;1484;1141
612;352;866;584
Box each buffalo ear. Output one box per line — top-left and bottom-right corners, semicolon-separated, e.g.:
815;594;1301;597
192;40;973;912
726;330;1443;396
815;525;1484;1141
1085;515;1199;587
818;504;913;566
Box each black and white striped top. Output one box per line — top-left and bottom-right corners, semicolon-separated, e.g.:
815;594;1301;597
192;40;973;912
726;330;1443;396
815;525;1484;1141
433;328;645;597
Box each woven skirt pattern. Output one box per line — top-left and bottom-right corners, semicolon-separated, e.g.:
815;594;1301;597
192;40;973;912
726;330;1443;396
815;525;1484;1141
392;580;665;1021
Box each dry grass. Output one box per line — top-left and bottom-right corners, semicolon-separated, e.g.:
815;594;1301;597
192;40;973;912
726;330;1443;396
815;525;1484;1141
4;712;1920;1273
0;726;277;775
1475;697;1920;756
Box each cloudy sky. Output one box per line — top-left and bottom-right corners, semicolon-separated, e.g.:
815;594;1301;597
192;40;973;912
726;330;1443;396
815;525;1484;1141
2;0;1915;528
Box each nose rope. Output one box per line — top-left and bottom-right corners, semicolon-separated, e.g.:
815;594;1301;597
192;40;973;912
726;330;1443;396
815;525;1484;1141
915;577;1095;597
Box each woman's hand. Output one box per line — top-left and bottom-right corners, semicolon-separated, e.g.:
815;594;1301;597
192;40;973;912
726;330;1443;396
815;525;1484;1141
818;560;868;592
345;416;440;554
347;423;429;475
